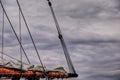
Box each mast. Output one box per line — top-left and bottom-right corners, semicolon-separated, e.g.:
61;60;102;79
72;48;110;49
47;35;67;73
47;0;77;75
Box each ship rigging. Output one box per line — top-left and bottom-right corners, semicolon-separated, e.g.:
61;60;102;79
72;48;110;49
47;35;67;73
0;0;78;80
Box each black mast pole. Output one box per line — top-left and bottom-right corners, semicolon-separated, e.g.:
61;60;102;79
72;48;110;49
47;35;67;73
47;0;78;77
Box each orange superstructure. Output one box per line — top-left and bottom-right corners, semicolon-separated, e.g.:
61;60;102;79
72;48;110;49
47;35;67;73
0;67;78;79
48;72;69;78
0;68;43;78
0;68;20;77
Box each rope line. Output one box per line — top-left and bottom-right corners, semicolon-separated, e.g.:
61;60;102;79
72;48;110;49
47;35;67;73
16;0;46;74
1;5;4;77
0;51;21;62
19;3;23;79
0;0;31;64
1;5;4;65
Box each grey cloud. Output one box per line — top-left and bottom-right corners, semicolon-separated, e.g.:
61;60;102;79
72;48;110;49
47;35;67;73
68;40;120;45
65;3;103;19
115;0;120;10
54;0;120;21
87;71;120;80
71;43;120;80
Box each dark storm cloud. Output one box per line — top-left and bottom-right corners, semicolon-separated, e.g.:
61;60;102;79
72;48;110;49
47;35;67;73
115;0;120;10
68;40;120;45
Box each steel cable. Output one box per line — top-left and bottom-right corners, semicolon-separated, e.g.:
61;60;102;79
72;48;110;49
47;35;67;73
0;0;31;64
16;0;46;75
1;5;4;78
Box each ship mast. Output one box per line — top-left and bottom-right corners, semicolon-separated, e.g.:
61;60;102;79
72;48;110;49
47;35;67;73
47;0;77;75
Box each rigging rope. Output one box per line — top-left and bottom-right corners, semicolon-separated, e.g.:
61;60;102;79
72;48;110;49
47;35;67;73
0;51;30;66
1;5;4;78
0;51;22;62
19;4;23;79
0;0;31;64
1;6;4;65
16;0;46;74
46;0;76;74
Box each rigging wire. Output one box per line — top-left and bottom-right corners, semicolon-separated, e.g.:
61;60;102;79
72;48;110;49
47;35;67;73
0;51;30;65
46;0;76;74
16;0;46;74
0;0;31;64
19;5;22;68
19;4;23;78
1;6;4;65
1;5;4;78
0;56;8;62
0;51;21;62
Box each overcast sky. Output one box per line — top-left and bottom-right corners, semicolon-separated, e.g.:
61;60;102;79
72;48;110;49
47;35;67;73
0;0;120;80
